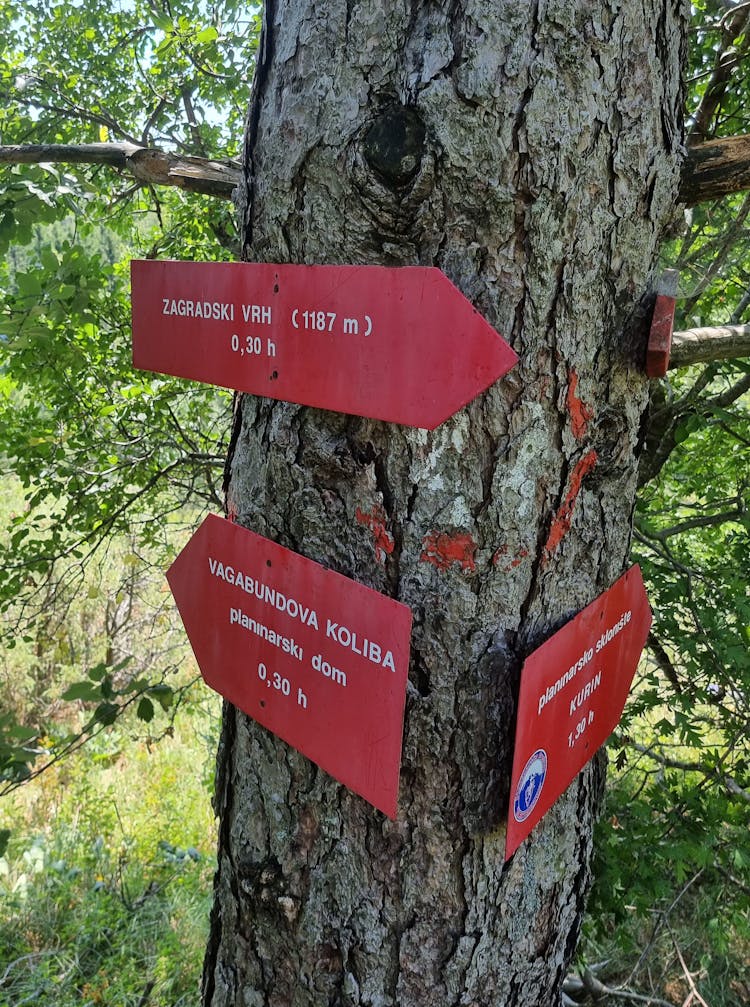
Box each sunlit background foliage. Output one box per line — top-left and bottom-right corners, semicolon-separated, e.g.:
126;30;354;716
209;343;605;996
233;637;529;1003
0;2;748;1006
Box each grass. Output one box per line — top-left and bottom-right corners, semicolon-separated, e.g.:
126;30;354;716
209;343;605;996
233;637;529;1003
0;680;221;1007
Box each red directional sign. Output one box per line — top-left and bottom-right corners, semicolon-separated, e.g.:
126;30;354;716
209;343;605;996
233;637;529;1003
505;566;652;860
131;259;517;429
167;514;412;818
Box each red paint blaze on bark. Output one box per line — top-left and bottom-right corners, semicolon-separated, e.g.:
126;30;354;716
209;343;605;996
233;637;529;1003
492;545;529;572
543;450;599;560
566;369;594;440
421;531;477;573
355;505;395;564
492;544;508;565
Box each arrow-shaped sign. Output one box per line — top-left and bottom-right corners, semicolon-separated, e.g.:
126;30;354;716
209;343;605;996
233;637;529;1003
131;260;517;429
505;566;652;860
167;514;412;818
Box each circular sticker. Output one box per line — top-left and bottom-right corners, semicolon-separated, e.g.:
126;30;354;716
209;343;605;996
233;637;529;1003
513;749;548;823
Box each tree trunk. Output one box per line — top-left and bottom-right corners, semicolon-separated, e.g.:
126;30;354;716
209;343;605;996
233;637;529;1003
202;3;687;1004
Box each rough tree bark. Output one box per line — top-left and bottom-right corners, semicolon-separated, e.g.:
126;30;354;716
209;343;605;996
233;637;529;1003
202;2;687;1005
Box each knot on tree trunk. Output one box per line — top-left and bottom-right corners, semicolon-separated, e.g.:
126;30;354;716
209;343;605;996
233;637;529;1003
362;105;427;187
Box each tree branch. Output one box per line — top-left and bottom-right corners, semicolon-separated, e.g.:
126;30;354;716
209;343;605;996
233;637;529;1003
0;142;240;199
7;135;750;212
680;133;750;205
667;323;750;367
708;369;750;408
645;505;745;539
631;742;750;804
647;631;683;693
688;7;750;143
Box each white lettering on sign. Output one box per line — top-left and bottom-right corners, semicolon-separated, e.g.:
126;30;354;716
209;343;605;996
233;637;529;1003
229;334;277;358
162;298;234;320
537;609;632;716
209;557;320;630
257;660;308;711
569;670;603;717
595;609;632;653
312;652;348;687
156;294;375;338
241;304;272;324
290;308;374;338
230;607;304;661
208;556;397;674
568;708;596;749
325;618;396;672
537;646;593;715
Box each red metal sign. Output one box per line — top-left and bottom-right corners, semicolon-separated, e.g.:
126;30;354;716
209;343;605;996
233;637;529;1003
646;269;679;378
646;293;676;377
505;566;652;860
131;259;517;429
167;514;412;818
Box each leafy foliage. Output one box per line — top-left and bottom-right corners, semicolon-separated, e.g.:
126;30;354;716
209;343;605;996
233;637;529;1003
1;1;749;1004
688;0;750;142
0;0;256;807
0;691;220;1007
581;7;750;1001
0;1;256;742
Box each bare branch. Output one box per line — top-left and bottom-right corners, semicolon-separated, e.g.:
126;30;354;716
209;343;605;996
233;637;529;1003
666;922;710;1007
10;134;750;215
688;8;750;143
0;142;240;199
578;970;676;1007
640;504;745;540
647;631;683;693
628;869;705;987
680;133;750;205
708;370;750;408
630;742;750;804
670;322;750;367
181;87;207;157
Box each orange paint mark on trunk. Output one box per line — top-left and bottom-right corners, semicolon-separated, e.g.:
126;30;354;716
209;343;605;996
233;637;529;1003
421;531;477;573
566;369;594;440
356;505;395;564
543;450;598;560
492;545;529;572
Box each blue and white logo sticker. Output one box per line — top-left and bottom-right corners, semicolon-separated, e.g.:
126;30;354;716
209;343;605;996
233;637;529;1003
513;749;548;823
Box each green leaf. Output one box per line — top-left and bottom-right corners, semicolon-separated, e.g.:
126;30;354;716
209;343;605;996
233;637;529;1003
94;702;119;726
62;681;102;702
136;696;154;723
0;829;10;857
147;684;174;710
7;725;37;742
196;26;219;44
152;13;172;31
87;662;108;681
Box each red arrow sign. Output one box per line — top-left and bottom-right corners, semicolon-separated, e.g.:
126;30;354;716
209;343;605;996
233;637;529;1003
167;514;412;818
131;259;517;429
505;566;652;860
